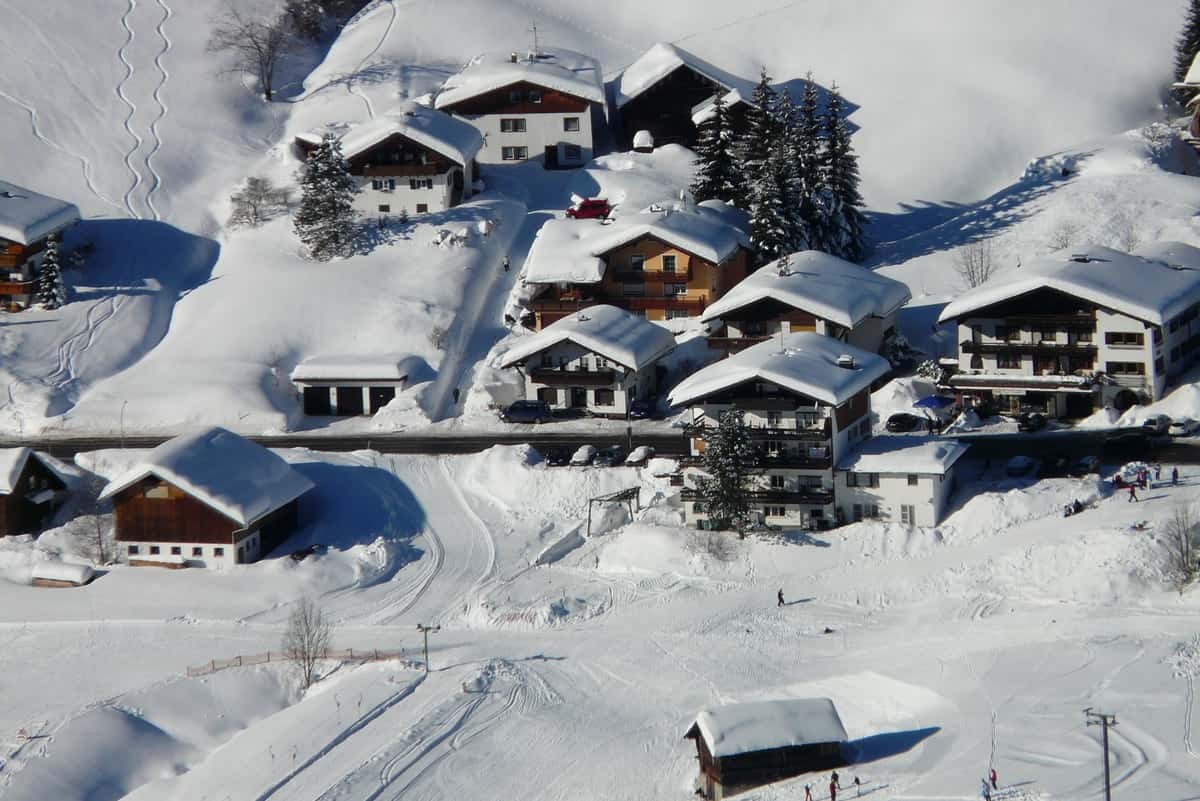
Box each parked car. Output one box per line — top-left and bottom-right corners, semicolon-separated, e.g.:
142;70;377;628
628;399;656;420
1006;455;1040;477
593;446;626;467
500;400;552;424
1069;455;1101;476
1016;411;1047;432
885;412;927;433
543;447;571;467
1139;414;1171;436
570;444;598;466
1169;417;1199;437
565;198;611;220
625;445;656;466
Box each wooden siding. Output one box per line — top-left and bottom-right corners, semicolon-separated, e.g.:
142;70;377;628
834;388;870;429
0;456;66;536
687;730;845;799
439;81;592;116
113;476;242;545
345;132;456;176
618;65;751;148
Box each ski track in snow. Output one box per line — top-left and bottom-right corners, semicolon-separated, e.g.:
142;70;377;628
346;0;397;120
115;0;145;219
144;0;172;221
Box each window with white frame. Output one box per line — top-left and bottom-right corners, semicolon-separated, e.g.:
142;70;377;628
769;474;786;489
666;308;689;320
501;146;529;161
500;118;527;133
666;283;688;296
900;505;915;525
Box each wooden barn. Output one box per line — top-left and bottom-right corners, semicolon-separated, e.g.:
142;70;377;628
685;698;849;799
0;448;69;536
99;427;314;569
0;179;80;311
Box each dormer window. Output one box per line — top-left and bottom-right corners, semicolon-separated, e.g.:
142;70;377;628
509;89;523;103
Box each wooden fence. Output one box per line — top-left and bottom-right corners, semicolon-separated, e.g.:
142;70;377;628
186;647;410;678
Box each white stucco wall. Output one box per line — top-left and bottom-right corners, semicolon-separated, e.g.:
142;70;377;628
466;110;594;166
122;533;258;570
835;468;957;528
353;166;471;217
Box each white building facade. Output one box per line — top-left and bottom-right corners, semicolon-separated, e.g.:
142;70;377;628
835;439;968;528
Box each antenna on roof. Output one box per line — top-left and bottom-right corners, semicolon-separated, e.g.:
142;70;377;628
528;20;540;60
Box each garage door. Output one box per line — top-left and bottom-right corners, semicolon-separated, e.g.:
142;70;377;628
335;386;364;416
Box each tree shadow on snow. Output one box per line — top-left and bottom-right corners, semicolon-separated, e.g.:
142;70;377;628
845;727;941;764
276;462;428;581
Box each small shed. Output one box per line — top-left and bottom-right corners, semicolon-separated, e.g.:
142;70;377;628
31;560;95;588
684;698;849;799
291;354;425;416
0;448;70;535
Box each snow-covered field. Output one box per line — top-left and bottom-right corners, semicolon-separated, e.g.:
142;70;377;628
1;444;1199;801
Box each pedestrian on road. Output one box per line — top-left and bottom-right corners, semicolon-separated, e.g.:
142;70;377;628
1173;466;1180;486
777;588;785;607
1155;464;1162;481
853;775;862;796
1128;484;1139;502
832;770;841;789
804;784;813;801
830;779;837;801
989;767;998;789
502;254;510;272
452;387;461;405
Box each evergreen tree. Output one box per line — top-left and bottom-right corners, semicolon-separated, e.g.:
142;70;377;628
794;74;827;252
293;133;359;261
35;234;65;310
741;67;780;186
748;145;793;266
774;89;807;250
821;84;868;262
1177;0;1200;92
697;407;756;538
691;91;744;206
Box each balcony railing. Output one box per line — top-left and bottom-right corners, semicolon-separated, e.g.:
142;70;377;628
961;340;1097;356
680;487;834;505
530;368;616;387
679;452;832;470
1000;314;1096;330
362;163;443;177
0;280;34;295
683;421;831;441
531;297;597;313
610;266;693;282
623;296;706;312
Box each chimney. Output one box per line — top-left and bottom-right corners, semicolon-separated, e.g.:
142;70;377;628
510;51;520;63
836;354;855;369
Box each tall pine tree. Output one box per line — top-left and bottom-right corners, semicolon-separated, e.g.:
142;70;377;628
748;145;793;266
774;89;807;250
294;133;359;262
794;73;828;253
821;84;868;262
1177;0;1200;91
742;67;780;187
36;234;65;310
698;407;755;538
691;91;745;206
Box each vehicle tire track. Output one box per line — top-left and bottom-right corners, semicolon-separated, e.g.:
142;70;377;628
144;0;172;222
115;0;145;219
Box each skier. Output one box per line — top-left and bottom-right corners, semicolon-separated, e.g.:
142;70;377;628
502;254;510;272
981;777;991;801
830;779;837;801
777;588;785;607
1127;484;1138;502
804;784;813;801
1173;466;1180;486
853;775;862;796
989;767;998;790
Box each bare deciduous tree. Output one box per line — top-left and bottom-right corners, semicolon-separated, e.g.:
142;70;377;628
208;6;294;101
686;529;738;562
68;475;116;565
229;176;291;227
428;325;449;350
1108;212;1142;252
954;239;997;288
283;597;331;690
1046;218;1082;252
1162;504;1199;594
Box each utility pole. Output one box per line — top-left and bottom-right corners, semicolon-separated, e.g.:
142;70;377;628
1084;707;1118;801
416;624;440;673
528;21;539;57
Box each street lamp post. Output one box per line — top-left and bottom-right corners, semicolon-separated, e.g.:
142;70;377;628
1084;707;1118;801
416;624;440;673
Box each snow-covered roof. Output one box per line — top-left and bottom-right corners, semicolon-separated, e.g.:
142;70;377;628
691;88;748;125
291;354;422;383
702;250;912;328
499;305;676;371
306;106;484;167
0;448;68;495
0;179;80;245
938;244;1200;327
686;698;848;758
435;48;604;109
1176;51;1200;87
668;332;890;408
98;427;314;528
523;200;750;286
613;42;757;111
838;437;969;475
31;560;95;585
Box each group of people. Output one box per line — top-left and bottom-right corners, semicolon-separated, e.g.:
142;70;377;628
981;767;998;800
804;771;862;800
1124;464;1179;502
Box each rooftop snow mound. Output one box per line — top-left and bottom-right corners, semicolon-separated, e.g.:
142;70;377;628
291;354;424;383
0;179;80;245
523;200;750;286
669;332;890;408
31;560;95;586
435;47;604;109
99;427;314;528
298;107;484;167
702;250;911;327
500;305;676;371
838;436;969;475
686;698;848;758
614;42;757;112
938;243;1200;327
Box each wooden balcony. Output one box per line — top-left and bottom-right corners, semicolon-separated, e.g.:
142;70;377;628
531;297;597;313
530;368;616;387
1002;314;1096;330
681;487;834;505
961;340;1097;357
624;296;706;313
610;266;693;282
683;421;831;442
0;280;34;296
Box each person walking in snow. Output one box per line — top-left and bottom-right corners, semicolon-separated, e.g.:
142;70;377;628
1173;466;1180;486
777;588;785;607
1128;484;1138;502
502;254;510;272
452;387;461;405
989;767;998;789
981;777;991;800
804;784;813;801
829;779;837;801
853;775;862;796
1155;464;1162;482
832;771;841;790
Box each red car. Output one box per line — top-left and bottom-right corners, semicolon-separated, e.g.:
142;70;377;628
565;198;611;219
